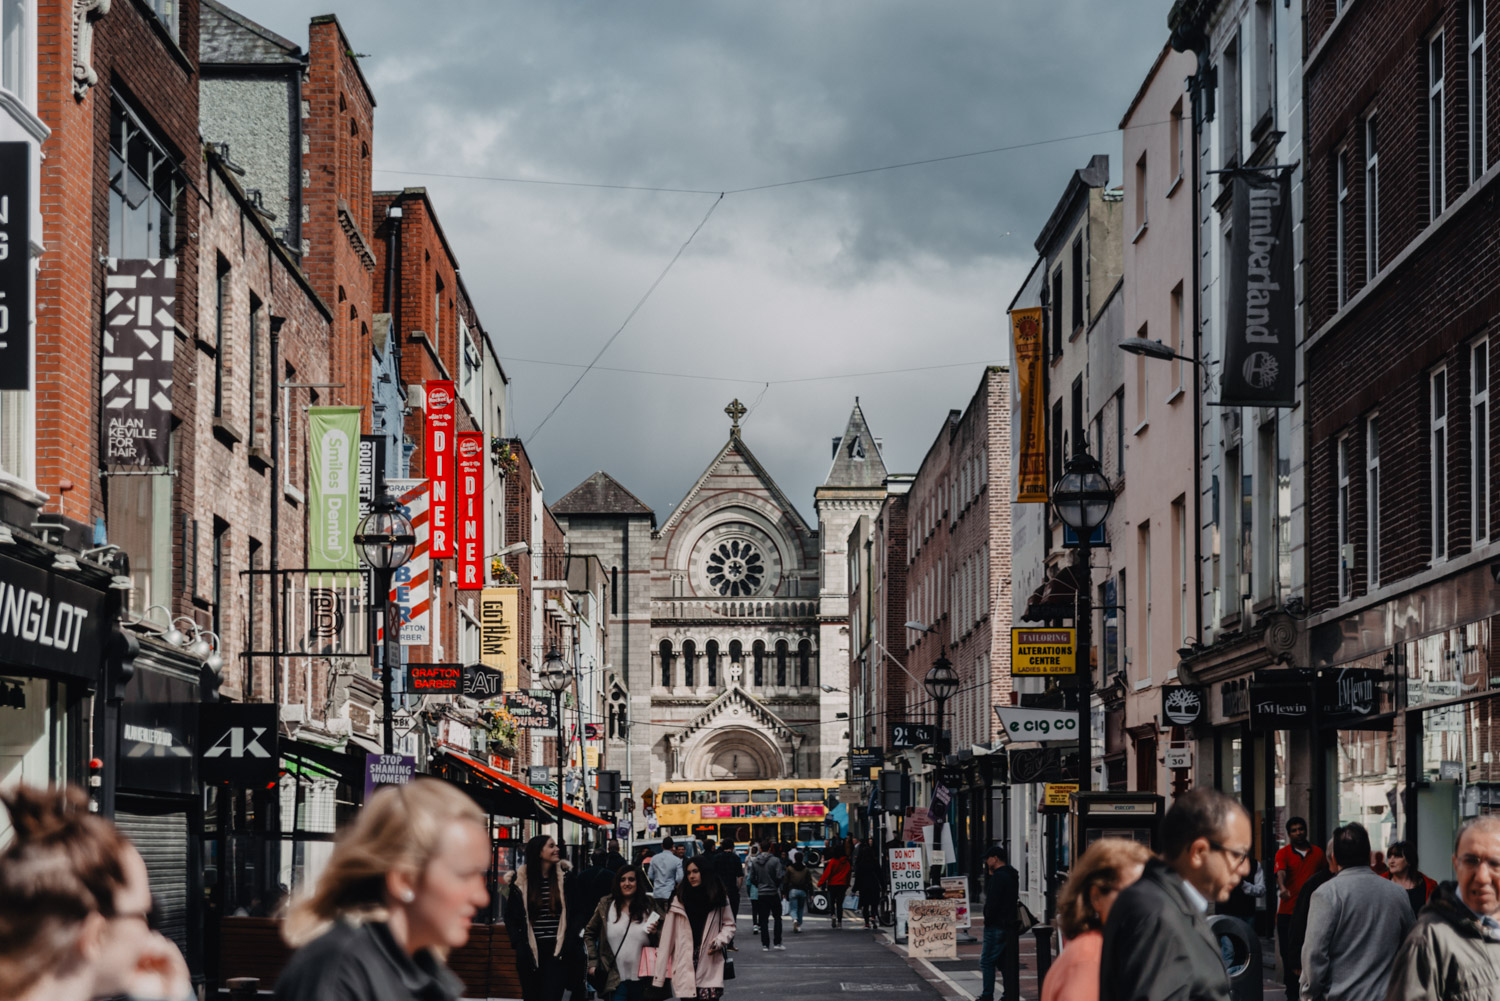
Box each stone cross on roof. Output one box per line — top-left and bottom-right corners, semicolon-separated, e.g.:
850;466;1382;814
725;398;747;436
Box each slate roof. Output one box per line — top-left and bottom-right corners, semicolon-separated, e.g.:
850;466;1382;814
201;0;302;66
822;399;888;489
552;471;655;520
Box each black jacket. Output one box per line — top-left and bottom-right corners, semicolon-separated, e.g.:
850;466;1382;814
1100;858;1231;1001
273;919;464;1001
1289;867;1336;964
504;865;587;975
983;864;1019;928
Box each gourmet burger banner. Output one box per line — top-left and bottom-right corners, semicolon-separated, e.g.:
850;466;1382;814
1222;169;1296;407
456;432;484;589
102;259;176;467
424;380;456;558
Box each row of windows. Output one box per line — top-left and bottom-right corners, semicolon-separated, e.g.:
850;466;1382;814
1333;3;1487;308
656;638;814;688
908;451;987;561
659;787;826;806
949;547;989;643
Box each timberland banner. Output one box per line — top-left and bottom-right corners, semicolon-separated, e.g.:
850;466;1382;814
309;406;362;570
1010;307;1048;502
1222;169;1296;407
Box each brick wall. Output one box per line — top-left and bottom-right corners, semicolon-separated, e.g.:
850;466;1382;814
1305;0;1500;612
872;491;909;728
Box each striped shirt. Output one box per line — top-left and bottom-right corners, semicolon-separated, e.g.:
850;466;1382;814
532;879;561;943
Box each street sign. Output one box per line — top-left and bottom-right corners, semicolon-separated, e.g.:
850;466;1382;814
391;711;418;739
1011;628;1076;675
995;706;1079;743
1164;744;1194;770
527;765;551;786
921;752;941;765
891;723;935;749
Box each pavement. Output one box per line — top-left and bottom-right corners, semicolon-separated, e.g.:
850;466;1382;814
726;908;941;1000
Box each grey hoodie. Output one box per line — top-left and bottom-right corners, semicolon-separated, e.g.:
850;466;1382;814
749;852;785;893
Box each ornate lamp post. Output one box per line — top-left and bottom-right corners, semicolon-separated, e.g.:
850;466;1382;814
922;650;959;877
354;493;415;754
540;647;571;851
1050;451;1115;790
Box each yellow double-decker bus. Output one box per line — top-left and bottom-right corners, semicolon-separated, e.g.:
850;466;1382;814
650;778;842;851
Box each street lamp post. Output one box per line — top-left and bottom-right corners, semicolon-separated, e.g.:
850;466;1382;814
540;647;571;853
354;492;415;754
1050;451;1115;791
922;650;959;880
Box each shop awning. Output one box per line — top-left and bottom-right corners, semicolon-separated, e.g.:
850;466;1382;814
442;750;612;828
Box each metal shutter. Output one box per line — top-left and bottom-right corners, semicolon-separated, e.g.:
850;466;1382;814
115;808;189;956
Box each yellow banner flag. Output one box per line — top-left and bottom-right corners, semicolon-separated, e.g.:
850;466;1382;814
480;587;520;692
1011;307;1048;502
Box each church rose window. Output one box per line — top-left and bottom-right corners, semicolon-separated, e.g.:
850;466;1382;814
705;539;765;596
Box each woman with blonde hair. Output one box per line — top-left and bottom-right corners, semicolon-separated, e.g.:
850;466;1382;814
274;778;491;1001
1041;837;1153;1001
0;784;190;1001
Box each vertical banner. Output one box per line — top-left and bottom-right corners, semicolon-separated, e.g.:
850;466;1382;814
1222;169;1296;407
385;478;430;646
424;380;456;558
0;143;30;391
456;432;484;589
358;434;385;519
480;586;520;692
101;259;176;466
1010;306;1048;502
309;406;361;570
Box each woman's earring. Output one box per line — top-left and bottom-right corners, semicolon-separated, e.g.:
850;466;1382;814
401;890;415;904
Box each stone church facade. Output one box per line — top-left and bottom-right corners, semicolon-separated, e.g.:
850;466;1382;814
553;401;887;791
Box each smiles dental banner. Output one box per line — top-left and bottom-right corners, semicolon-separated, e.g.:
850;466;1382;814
309;406;362;570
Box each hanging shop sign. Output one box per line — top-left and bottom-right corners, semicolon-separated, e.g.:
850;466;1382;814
1221;168;1296;407
119;667;198;796
1221;678;1250;720
364;753;415;799
1317;666;1383;726
455;432;484;588
995;706;1078;743
406;662;462;693
1008;746;1072;784
101;258;175;466
1161;686;1206;728
480;587;520;692
424;381;455;558
1043;782;1079;808
503;689;557;729
1249;670;1316;731
890;722;936;749
1011;628;1076;675
0;553;106;683
384;479;429;646
0;143;30;391
462;662;506;699
358;435;384;520
199;703;277;785
850;745;884;774
1010;306;1047;502
309;406;362;570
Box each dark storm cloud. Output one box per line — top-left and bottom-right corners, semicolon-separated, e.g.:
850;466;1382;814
232;1;1167;518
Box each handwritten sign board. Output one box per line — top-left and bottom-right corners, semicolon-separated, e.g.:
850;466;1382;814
901;807;931;842
907;900;957;958
889;846;925;894
939;876;971;929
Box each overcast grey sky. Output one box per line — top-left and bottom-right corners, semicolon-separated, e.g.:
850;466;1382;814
237;1;1169;521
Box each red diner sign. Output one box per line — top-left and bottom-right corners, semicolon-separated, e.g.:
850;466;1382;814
456;432;484;589
424;380;456;558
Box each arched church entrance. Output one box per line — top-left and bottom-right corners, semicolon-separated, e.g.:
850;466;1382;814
687;727;784;781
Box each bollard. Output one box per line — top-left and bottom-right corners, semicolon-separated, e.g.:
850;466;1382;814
227;977;260;1001
1031;924;1054;987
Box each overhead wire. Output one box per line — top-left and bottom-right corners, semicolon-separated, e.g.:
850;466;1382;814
499;356;1001;385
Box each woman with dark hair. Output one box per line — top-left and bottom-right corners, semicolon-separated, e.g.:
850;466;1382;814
1041;837;1152;1001
1384;841;1438;915
0;784;190;1001
585;865;666;1001
784;856;814;932
653;856;735;1001
505;834;586;1001
853;838;883;929
817;842;852;928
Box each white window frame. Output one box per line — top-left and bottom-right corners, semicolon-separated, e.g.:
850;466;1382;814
1433;367;1450;560
1;0;34;102
1337;435;1352;601
1367;414;1380;589
1474;338;1490;543
1471;0;1488;182
1429;30;1447;220
1336;150;1350;308
1365;114;1380;280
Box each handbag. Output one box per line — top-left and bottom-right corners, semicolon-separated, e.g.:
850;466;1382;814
723;955;736;981
1016;899;1038;934
588;918;627;994
747;882;760;900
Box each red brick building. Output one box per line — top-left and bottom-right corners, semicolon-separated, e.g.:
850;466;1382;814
1303;0;1500;857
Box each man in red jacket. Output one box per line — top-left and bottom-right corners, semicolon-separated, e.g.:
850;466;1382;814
1275;816;1325;998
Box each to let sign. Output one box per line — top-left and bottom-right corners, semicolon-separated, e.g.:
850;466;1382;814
1011;628;1076;675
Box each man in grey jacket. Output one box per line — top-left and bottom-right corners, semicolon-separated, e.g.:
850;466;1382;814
1384;815;1500;1001
749;845;787;951
1300;823;1413;1001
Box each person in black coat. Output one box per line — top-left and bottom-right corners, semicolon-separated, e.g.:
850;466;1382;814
504;835;587;1001
853;837;884;928
1287;842;1337;987
1100;788;1253;1001
976;846;1020;1001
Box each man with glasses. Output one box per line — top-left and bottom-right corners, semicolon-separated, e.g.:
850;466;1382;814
1299;823;1413;1001
1277;816;1326;1001
1386;815;1500;1001
1101;788;1251;1001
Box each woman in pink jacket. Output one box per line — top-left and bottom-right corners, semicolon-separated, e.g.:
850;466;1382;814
652;857;735;1001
